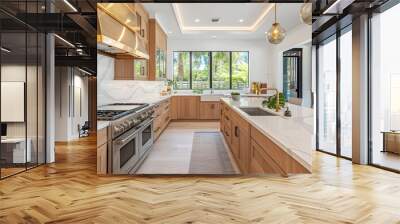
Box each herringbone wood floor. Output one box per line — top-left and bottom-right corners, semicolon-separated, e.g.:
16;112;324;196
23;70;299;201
1;135;400;224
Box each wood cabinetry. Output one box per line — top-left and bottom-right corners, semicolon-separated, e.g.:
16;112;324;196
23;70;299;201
170;96;220;121
230;111;250;173
178;96;200;120
97;127;108;175
220;100;309;176
221;102;250;173
148;19;167;81
153;99;171;140
249;126;309;175
114;58;134;80
199;102;221;120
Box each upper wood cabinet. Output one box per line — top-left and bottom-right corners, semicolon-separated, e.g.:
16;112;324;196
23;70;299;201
114;58;134;80
148;19;167;81
178;96;199;120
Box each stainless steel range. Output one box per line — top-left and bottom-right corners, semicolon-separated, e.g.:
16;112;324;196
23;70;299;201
97;103;155;174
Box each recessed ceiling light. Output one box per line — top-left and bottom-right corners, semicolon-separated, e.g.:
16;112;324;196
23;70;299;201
168;31;173;34
239;19;244;23
211;35;217;39
195;18;200;23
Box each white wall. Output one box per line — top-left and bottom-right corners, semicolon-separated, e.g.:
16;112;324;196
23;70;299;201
54;67;89;141
167;38;273;85
268;23;312;106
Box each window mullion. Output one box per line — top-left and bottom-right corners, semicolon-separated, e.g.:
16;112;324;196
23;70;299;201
189;51;192;89
229;51;232;90
209;51;212;89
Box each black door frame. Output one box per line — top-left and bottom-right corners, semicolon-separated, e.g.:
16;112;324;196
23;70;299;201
315;24;352;161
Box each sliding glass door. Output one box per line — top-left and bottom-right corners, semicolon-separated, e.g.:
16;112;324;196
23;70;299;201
370;2;400;171
317;26;353;159
339;28;353;158
317;36;337;155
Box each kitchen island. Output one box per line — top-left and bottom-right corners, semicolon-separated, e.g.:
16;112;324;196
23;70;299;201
220;97;313;175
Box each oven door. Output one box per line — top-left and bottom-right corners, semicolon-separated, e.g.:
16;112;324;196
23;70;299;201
112;126;140;174
139;118;154;157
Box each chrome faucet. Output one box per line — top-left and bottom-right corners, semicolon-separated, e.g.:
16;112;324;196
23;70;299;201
260;87;281;112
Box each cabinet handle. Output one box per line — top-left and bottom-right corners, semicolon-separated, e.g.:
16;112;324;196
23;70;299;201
225;115;230;121
235;126;239;137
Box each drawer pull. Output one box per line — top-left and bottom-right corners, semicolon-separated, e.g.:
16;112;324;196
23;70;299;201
235;126;239;137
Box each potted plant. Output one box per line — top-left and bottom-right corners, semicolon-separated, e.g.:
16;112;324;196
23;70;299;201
231;92;241;101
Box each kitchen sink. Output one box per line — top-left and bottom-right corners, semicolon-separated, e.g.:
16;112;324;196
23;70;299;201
239;107;278;116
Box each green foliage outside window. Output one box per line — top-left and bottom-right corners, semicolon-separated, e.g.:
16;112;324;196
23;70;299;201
173;51;249;90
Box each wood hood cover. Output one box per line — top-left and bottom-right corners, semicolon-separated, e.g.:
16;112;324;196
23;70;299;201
97;3;149;59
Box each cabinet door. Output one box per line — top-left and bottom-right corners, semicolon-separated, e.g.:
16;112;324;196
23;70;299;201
231;117;250;174
200;102;221;120
178;96;199;119
249;140;287;176
231;120;240;162
170;96;178;120
114;59;134;80
97;144;108;174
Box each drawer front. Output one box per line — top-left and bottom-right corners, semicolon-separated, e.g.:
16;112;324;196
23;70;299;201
251;126;287;166
249;139;287;176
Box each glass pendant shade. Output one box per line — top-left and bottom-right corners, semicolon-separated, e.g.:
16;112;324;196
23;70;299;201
267;23;286;44
267;4;286;44
300;3;312;25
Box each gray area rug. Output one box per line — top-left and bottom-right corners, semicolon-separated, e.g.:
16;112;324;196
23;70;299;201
189;132;236;174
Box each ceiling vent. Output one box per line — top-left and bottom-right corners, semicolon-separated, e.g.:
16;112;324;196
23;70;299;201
211;18;220;23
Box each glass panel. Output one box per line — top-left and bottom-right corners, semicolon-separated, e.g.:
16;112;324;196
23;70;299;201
173;52;190;89
318;37;337;154
340;29;352;158
212;52;230;89
1;31;28;177
192;52;210;90
134;59;147;80
141;125;152;147
120;138;136;168
371;3;400;171
38;33;46;165
27;31;38;168
232;52;249;90
156;49;166;80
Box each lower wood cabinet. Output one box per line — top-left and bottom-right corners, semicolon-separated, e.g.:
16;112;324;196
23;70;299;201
249;126;309;175
199;102;221;120
97;127;108;175
153;98;171;140
177;96;199;120
230;113;250;174
220;100;309;176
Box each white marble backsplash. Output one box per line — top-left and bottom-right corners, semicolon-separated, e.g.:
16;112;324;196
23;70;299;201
97;54;166;106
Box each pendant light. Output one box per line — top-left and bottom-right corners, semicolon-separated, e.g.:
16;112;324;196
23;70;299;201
267;4;286;44
300;1;312;25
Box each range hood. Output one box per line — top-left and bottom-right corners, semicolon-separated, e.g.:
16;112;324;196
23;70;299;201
97;3;149;59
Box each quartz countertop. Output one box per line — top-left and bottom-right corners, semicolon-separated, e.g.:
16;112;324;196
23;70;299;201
221;97;314;171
